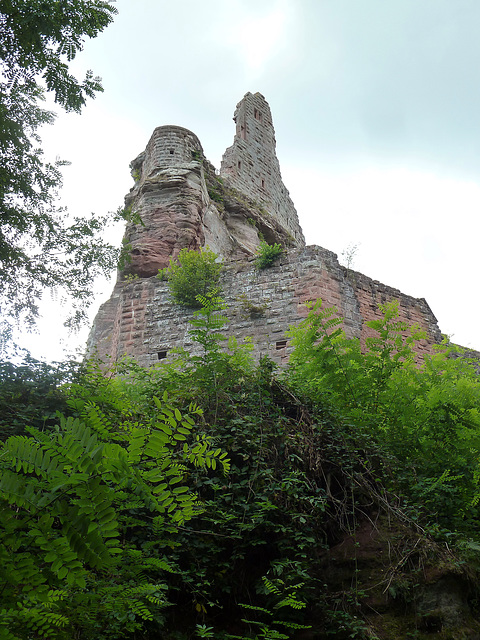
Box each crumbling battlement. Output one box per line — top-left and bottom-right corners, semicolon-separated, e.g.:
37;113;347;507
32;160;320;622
220;92;304;246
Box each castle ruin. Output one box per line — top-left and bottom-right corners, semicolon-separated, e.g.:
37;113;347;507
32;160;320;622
88;92;442;365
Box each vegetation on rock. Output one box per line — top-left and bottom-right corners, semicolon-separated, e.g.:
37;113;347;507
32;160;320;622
255;241;283;269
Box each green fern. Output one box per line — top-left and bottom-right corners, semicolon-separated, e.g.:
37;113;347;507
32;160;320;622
0;368;230;639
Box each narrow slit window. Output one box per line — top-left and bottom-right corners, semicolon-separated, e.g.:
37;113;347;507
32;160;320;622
254;108;262;122
157;350;168;360
237;160;241;170
261;178;265;189
275;340;287;350
240;125;246;140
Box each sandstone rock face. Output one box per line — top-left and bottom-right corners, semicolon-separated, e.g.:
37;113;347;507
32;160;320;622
120;104;303;281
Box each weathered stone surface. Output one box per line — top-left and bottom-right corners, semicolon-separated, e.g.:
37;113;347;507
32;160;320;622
221;92;304;246
88;246;442;366
122;127;207;277
120;95;305;281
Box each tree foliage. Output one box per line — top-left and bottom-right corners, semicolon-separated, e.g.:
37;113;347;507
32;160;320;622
0;354;79;440
0;357;229;639
287;298;480;533
0;0;121;329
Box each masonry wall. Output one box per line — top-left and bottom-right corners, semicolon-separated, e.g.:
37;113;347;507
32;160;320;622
130;125;204;181
88;95;444;366
220;92;305;246
88;246;442;367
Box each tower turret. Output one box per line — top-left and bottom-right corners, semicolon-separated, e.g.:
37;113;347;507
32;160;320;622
220;92;305;246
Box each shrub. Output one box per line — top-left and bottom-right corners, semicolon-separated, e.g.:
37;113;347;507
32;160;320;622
286;298;480;533
161;247;222;307
255;241;283;269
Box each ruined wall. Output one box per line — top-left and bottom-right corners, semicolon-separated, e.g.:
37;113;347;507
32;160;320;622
120;110;302;281
220;92;304;246
88;246;441;367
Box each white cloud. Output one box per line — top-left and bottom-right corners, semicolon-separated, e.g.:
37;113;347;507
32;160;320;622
220;0;293;74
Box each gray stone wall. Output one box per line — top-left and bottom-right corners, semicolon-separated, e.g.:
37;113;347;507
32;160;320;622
88;246;441;368
220;92;305;246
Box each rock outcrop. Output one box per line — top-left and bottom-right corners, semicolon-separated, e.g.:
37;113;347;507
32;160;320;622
123;126;206;278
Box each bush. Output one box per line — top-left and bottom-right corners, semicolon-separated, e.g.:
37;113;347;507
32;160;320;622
286;298;480;533
161;247;222;307
255;241;283;269
0;356;79;440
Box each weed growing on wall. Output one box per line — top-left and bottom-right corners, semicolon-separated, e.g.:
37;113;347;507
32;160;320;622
160;247;222;307
255;241;283;269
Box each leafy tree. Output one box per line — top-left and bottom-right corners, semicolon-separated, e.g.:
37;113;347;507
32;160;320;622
0;354;79;440
160;247;223;307
0;0;122;330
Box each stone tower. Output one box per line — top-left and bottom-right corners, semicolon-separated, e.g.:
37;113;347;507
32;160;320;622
220;92;304;245
119;94;304;282
123;126;206;278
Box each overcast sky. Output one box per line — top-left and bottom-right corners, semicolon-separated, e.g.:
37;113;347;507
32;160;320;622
19;0;480;359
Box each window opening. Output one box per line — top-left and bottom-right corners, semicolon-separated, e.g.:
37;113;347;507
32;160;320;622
157;350;168;360
275;340;287;350
237;160;241;170
240;125;246;140
254;108;262;122
169;149;174;155
261;178;265;189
